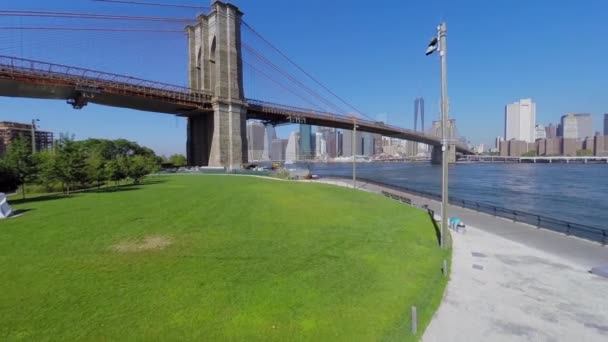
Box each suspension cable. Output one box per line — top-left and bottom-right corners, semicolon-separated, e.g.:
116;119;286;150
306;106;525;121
242;20;375;121
244;59;326;113
0;27;185;33
91;0;209;10
243;43;346;115
0;10;195;23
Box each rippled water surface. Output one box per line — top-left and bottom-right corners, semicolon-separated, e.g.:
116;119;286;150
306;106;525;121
304;162;608;229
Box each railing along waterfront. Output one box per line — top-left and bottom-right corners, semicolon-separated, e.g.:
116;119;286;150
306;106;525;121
322;176;607;245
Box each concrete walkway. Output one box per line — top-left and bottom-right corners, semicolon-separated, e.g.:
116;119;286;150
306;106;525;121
311;178;608;341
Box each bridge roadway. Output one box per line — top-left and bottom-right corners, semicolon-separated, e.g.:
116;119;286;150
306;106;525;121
0;55;471;154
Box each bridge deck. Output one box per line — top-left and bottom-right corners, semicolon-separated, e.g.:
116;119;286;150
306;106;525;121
0;55;471;153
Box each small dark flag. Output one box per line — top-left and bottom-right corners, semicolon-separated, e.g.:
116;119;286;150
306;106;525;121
425;37;438;55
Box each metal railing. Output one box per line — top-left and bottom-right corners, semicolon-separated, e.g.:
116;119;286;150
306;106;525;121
322;175;607;245
246;98;471;153
0;55;214;104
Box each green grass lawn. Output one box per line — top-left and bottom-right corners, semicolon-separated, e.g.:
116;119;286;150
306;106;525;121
0;175;448;341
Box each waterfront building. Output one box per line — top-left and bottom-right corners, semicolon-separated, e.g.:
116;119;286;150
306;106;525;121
246;121;265;161
336;131;343;156
495;136;502;149
361;132;374;156
594;135;607;156
561;113;593;140
299;124;313;160
342;129;363;157
508;140;528;157
271;139;287;161
285;131;300;162
318;127;337;158
499;140;509;156
315;132;326;158
562;138;582;156
0;121;54;156
545;123;557;139
374;135;384;155
604;114;608;136
262;125;276;161
505;98;536;143
535;124;546;140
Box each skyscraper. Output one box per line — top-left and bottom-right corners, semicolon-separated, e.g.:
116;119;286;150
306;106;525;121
560;113;593;139
299;124;313;160
504;98;536;143
315;132;326;158
414;97;425;131
545;123;557;139
604;114;608;136
495;136;503;149
575;114;593;139
271;139;288;161
342;129;363;157
535;124;546;140
246;121;265;161
285;131;300;163
261;125;276;161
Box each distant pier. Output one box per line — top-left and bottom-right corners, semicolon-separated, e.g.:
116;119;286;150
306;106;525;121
459;155;608;164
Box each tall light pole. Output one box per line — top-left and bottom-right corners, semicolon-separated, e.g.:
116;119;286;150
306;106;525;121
426;23;450;249
31;118;40;154
352;117;357;189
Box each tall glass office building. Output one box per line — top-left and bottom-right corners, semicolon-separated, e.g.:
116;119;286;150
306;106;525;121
299;124;313;160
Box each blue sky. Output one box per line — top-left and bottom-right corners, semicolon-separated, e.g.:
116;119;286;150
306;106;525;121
1;0;607;155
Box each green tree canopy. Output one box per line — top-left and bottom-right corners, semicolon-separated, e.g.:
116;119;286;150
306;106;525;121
3;135;36;198
168;154;187;167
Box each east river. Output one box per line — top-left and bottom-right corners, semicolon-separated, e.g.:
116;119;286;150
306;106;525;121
302;162;608;229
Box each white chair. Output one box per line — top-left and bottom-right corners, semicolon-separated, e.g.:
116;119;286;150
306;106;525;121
0;193;13;219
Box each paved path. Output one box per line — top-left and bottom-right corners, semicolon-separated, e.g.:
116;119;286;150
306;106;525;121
310;178;608;341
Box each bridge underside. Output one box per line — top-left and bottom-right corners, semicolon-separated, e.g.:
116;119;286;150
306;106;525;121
0;78;211;116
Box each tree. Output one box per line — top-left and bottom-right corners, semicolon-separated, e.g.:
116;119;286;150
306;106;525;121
126;155;158;184
576;149;593;156
522;151;537;157
3;136;37;199
168;154;187;167
106;158;126;186
86;152;108;188
0;160;19;193
36;150;59;192
54;134;87;195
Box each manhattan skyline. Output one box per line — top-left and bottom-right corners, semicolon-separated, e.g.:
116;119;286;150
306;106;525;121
0;0;606;155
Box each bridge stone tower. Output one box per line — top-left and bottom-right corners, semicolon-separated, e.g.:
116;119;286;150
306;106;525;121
185;1;247;168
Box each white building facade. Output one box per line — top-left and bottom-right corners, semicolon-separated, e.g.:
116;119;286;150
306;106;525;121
285;131;300;163
505;98;536;143
535;124;546;140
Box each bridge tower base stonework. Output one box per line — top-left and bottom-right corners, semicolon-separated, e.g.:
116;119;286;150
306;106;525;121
185;1;247;169
431;144;456;164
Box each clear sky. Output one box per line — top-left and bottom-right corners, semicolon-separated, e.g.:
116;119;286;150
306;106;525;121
1;0;607;155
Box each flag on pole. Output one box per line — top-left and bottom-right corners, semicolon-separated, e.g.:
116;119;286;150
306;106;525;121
425;37;438;55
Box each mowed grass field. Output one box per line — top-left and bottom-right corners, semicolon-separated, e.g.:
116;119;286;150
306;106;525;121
0;175;448;341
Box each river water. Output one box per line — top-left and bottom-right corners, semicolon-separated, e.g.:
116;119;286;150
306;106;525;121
301;162;608;229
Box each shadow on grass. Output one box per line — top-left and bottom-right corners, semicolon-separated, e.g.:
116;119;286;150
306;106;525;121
9;194;68;205
425;205;441;247
90;186;141;193
11;208;34;216
9;178;165;204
